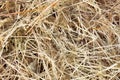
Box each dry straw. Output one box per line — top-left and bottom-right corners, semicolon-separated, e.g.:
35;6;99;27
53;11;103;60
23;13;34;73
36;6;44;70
0;0;120;80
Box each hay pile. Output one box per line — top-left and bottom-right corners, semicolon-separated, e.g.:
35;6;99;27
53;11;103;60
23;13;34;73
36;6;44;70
0;0;120;80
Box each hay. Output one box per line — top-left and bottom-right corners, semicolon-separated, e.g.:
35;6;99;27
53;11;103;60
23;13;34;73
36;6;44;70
0;0;120;80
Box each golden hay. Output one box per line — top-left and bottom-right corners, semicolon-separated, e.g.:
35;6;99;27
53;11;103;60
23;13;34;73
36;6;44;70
0;0;120;80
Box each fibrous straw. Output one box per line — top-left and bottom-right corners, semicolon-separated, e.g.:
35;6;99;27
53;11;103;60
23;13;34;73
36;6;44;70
0;0;120;80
